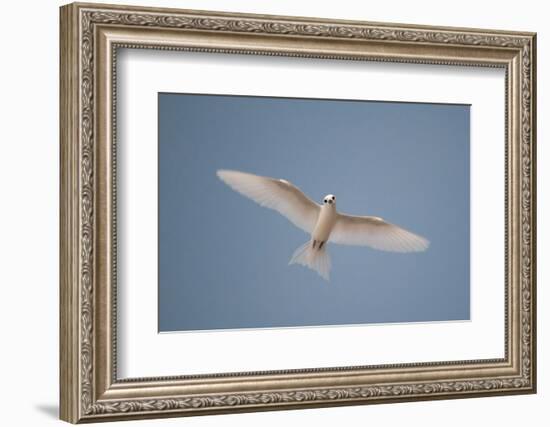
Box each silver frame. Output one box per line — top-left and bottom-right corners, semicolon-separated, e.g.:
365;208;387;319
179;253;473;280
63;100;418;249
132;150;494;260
60;2;536;423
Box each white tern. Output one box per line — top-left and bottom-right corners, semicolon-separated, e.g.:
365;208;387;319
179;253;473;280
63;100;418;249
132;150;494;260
217;169;429;280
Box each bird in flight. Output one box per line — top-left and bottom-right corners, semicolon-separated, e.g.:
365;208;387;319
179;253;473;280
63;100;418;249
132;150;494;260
217;170;429;281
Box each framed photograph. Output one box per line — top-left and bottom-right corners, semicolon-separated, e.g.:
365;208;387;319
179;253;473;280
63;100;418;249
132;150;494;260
60;2;537;423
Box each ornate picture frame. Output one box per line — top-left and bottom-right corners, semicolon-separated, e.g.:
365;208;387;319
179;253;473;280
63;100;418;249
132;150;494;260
60;2;536;423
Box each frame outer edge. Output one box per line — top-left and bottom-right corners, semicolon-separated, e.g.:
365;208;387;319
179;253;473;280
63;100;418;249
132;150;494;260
59;2;537;422
529;33;537;393
60;3;81;424
69;1;536;37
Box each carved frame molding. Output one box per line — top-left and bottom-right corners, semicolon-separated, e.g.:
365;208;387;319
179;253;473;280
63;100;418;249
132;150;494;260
60;2;536;423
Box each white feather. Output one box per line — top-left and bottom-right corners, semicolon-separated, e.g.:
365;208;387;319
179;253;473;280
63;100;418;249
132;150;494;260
289;240;331;281
217;170;320;234
329;214;429;252
218;169;429;280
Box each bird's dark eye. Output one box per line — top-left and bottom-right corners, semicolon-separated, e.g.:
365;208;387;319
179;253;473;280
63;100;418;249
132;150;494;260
332;196;335;200
324;200;327;203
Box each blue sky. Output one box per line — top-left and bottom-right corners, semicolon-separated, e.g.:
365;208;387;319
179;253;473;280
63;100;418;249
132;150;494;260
158;93;470;332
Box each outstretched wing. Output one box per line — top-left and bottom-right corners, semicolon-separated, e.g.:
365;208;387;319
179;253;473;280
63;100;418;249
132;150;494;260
217;169;320;234
329;213;429;252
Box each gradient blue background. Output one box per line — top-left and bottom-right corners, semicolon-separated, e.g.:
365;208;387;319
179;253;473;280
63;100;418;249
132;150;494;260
158;93;470;332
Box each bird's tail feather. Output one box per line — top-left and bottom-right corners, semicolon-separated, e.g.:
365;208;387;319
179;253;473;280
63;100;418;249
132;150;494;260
289;240;331;281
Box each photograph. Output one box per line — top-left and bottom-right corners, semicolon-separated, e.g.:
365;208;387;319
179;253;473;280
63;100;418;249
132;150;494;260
158;93;470;332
